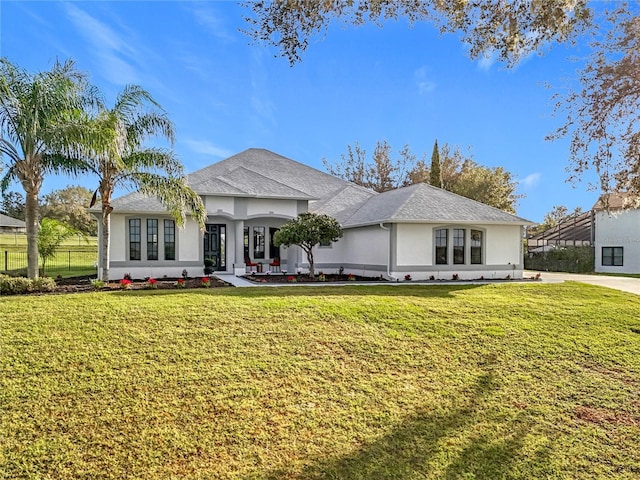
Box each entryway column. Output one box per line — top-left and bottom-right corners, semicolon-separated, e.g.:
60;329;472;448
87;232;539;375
234;220;246;276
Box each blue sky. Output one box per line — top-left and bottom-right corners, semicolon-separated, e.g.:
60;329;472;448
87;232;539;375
1;1;602;222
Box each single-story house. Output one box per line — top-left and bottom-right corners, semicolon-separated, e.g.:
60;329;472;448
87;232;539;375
593;193;640;274
0;213;26;234
101;148;532;280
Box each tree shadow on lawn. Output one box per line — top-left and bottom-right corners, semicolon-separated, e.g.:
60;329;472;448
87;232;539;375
253;373;553;480
110;283;487;300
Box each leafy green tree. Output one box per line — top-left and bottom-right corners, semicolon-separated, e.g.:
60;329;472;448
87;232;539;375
37;218;86;276
273;212;343;278
0;58;92;278
0;190;25;220
325;141;522;212
322;140;413;193
549;5;640;198
40;185;97;235
244;1;591;66
429;140;442;188
449;161;521;214
80;85;206;282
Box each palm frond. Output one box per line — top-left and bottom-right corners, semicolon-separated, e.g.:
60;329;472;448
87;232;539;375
121;148;184;177
0;164;17;193
133;172;206;228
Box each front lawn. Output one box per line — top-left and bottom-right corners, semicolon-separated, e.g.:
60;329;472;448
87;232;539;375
1;284;639;479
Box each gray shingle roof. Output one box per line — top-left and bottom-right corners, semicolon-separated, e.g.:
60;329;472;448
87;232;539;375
340;183;531;227
187;148;349;199
0;213;26;228
108;148;532;226
110;191;167;212
309;184;376;223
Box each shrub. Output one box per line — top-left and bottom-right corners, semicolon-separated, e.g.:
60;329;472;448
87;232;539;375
91;279;105;289
120;279;132;289
176;278;186;288
0;274;55;295
181;269;189;279
147;278;158;289
404;274;412;281
201;277;211;288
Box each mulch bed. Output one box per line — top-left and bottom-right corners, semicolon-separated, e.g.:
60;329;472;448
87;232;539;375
52;275;230;294
241;273;387;284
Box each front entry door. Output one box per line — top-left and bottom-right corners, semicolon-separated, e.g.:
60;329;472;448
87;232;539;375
204;224;226;271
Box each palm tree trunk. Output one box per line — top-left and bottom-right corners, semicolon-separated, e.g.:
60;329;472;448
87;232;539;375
24;189;40;279
100;203;112;282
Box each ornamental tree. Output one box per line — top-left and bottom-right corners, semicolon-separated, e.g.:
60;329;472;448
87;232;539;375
273;212;342;278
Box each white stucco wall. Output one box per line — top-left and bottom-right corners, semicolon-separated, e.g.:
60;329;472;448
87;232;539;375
396;224;433;266
110;214;126;262
390;223;524;280
313;225;388;276
247;198;298;218
485;225;522;266
595;209;640;273
205;196;235;215
178;219;201;262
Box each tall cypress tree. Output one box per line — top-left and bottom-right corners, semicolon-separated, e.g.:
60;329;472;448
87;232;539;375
429;139;442;188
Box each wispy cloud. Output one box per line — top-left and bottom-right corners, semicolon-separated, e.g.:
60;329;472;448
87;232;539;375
63;3;140;85
521;172;542;188
184;3;235;42
478;51;498;71
183;139;233;159
414;66;436;95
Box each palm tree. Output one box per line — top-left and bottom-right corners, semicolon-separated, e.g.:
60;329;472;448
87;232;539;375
38;218;87;276
0;58;92;278
83;85;205;281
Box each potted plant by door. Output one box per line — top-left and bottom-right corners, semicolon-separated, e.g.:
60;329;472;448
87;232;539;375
204;258;215;275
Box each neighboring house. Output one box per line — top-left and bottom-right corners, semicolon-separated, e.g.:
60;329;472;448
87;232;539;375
102;148;532;280
526;210;594;253
593;193;640;274
0;213;26;234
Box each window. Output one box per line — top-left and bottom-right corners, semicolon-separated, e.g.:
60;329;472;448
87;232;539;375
435;228;448;265
269;228;281;258
319;239;332;247
164;220;175;260
243;227;250;258
453;228;465;264
147;219;158;261
471;230;483;264
253;226;265;259
129;219;141;261
602;247;623;266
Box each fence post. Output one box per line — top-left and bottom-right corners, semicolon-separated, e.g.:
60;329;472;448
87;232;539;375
68;250;71;271
4;250;7;272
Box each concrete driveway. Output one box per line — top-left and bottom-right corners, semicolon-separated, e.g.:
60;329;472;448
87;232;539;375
528;271;640;296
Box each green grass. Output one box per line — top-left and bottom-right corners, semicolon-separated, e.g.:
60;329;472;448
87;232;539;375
1;283;639;479
0;233;98;249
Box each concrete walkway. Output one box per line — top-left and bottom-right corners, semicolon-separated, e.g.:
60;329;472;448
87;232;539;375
528;271;640;296
218;272;640;296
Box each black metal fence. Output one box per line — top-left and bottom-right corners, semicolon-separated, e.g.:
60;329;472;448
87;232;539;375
1;249;97;276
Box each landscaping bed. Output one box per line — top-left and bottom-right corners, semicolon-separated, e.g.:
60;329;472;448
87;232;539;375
241;272;387;284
